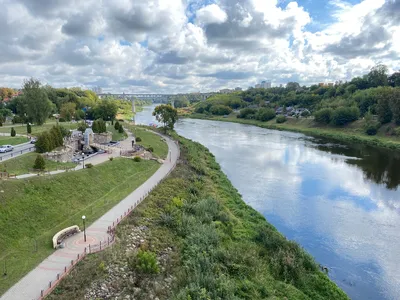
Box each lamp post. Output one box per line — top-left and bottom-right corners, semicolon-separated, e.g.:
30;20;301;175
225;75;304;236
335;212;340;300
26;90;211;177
82;215;86;242
82;154;85;169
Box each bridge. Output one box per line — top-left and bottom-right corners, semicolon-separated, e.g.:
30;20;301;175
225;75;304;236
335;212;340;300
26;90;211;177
97;93;215;103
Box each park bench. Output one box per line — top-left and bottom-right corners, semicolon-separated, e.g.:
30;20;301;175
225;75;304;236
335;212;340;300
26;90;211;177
52;225;80;249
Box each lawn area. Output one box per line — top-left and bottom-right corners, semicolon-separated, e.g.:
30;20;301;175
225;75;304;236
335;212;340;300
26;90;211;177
48;134;347;300
107;123;128;141
0;136;29;146
126;125;169;159
0;122;78;136
0;152;77;175
0;158;160;295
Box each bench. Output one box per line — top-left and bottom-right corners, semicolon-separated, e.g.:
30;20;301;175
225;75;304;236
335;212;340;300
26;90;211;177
52;225;80;249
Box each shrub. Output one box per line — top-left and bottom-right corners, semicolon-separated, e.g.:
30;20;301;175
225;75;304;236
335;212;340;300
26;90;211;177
27;123;32;134
276;115;287;123
118;125;124;133
12;115;24;124
33;155;46;170
331;107;360;126
85;163;93;168
365;123;379;135
135;137;142;142
133;156;141;162
314;108;333;124
58;118;66;122
127;250;159;274
393;127;400;136
109;157;114;161
147;147;154;152
114;121;120;130
77;122;88;132
256;108;275;122
209;105;232;116
10;127;16;137
238;108;257;119
301;110;311;117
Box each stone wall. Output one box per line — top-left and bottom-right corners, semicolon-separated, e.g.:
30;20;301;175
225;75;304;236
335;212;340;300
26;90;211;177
43;146;74;163
94;132;112;144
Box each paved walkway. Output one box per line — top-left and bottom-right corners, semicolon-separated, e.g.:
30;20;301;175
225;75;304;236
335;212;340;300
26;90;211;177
1;132;179;300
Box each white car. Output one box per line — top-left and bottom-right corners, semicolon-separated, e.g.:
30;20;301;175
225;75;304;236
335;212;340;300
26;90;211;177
0;145;14;153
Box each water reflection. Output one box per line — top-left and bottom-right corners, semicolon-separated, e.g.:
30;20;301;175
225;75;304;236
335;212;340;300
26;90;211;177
172;119;400;300
313;139;400;190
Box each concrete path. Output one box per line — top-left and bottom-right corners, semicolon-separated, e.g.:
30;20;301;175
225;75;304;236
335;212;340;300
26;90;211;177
0;132;179;300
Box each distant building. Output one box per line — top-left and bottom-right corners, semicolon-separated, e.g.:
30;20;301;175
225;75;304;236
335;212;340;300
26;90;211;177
235;87;242;91
255;84;261;88
318;82;334;87
255;80;271;89
219;89;233;94
92;86;102;94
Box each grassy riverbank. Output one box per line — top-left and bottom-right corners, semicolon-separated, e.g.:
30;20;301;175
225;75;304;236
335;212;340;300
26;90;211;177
0;152;76;175
49;133;348;299
188;113;400;151
0;158;160;295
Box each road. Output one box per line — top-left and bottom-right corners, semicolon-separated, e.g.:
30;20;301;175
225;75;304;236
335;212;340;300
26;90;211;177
0;142;35;162
0;132;179;300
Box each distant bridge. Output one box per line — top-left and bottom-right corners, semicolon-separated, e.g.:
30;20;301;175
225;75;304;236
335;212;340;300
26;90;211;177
97;93;214;103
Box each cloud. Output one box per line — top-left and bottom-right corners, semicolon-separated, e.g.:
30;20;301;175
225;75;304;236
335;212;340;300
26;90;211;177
0;0;398;92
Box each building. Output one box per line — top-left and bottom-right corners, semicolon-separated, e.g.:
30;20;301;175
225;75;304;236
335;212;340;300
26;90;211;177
235;87;242;91
92;86;102;94
219;89;233;94
255;80;271;89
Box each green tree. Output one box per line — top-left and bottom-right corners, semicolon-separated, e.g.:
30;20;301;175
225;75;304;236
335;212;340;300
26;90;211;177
118;125;124;133
209;105;232;115
35;133;51;153
27;123;32;134
314;108;333;124
114;121;120;130
376;87;393;124
92;120;100;133
50;126;63;147
23;78;52;125
367;64;389;88
256;108;276;121
94;100;118;121
331;107;360;126
60;102;76;121
389;88;400;124
10;127;16;137
388;72;400;87
33;155;46;170
153;105;178;131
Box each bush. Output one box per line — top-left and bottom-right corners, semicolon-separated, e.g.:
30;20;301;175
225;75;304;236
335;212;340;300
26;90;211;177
133;156;141;162
58;118;66;122
147;147;154;152
332;107;360;126
27;123;32;134
118;125;124;133
109;157;114;161
256;108;276;122
238;108;257;119
114;121;120;130
276;115;287;123
85;163;93;168
393;127;400;136
314;108;333;124
10;127;16;137
209;105;232;116
301;110;311;117
127;250;159;274
135;137;142;142
77;122;88;132
365;124;379;135
33;155;46;170
12;115;24;124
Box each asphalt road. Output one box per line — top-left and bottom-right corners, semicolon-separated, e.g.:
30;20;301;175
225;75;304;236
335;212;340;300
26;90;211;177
0;142;35;162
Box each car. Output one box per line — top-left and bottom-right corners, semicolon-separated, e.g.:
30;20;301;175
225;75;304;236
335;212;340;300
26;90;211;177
30;138;37;144
0;145;14;153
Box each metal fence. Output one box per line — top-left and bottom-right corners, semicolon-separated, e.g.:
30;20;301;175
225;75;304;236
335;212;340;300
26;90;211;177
36;137;180;300
0;146;35;162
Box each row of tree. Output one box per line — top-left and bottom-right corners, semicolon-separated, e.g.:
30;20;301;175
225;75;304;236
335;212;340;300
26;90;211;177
35;126;68;153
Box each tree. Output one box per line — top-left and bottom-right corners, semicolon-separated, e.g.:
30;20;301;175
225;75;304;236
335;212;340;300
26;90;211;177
94;100;118;121
50;126;63;147
118;125;124;133
153;105;178;131
209;105;232;115
114;121;120;130
389;88;400;124
27;123;32;134
10;127;16;137
376;87;394;124
256;108;275;121
60;102;76;121
314;108;334;124
331;107;359;126
173;96;190;108
286;82;300;92
388;72;400;87
367;64;389;88
35;133;51;153
23;78;52;125
92;120;100;133
33;155;46;170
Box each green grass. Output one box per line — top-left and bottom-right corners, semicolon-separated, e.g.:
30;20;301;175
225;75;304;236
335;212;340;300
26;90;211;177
125;125;169;159
0;152;77;175
107;124;128;141
0;158;160;295
0;122;78;136
189;113;400;151
0;136;29;146
49;133;348;300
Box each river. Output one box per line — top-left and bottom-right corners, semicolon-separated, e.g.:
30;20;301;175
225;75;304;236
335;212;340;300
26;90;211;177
136;105;400;300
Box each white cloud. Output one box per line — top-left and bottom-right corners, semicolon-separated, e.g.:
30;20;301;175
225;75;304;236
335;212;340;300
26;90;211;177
196;4;228;25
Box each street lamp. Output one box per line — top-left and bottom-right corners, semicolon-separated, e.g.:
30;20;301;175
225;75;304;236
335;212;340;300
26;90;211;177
82;153;85;169
82;215;87;242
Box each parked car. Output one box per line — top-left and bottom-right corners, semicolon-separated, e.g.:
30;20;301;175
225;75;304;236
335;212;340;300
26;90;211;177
0;145;14;153
30;138;37;144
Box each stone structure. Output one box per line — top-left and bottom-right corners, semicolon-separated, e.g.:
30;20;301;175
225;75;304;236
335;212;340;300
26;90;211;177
84;128;94;149
43;146;75;163
94;132;112;144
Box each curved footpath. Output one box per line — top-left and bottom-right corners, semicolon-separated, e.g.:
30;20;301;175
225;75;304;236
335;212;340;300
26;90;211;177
1;132;180;300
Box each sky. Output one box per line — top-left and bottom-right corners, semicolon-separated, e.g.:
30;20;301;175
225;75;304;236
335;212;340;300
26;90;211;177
0;0;399;93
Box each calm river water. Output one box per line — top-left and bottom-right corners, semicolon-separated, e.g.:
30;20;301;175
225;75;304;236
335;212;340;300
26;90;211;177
136;105;400;300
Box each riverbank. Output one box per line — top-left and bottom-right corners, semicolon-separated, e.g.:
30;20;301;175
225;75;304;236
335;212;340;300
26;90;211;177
187;113;400;151
48;133;348;299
